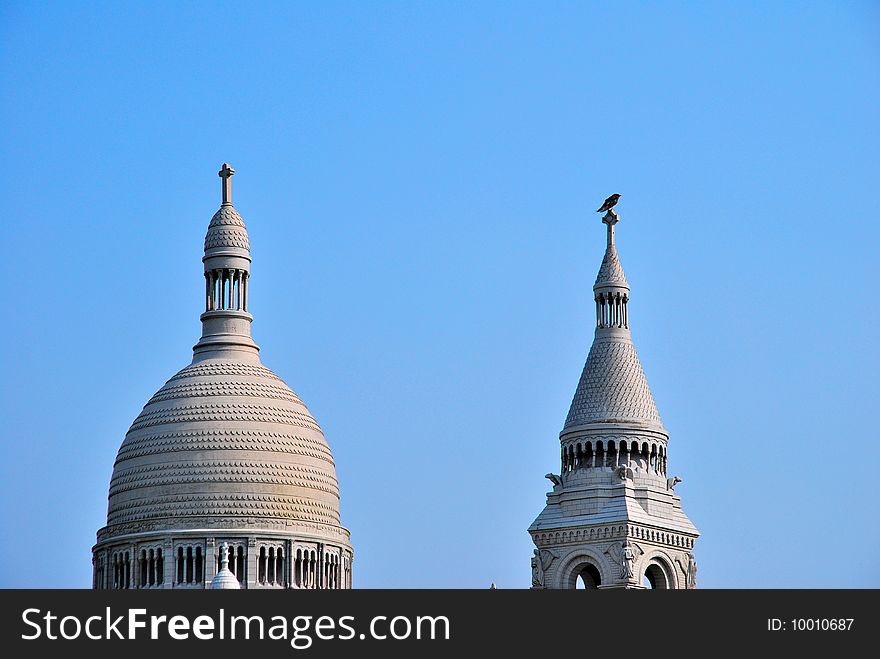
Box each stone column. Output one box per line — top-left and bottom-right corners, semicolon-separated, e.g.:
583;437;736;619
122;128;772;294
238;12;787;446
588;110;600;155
132;548;140;589
163;539;174;588
205;538;217;586
247;538;258;589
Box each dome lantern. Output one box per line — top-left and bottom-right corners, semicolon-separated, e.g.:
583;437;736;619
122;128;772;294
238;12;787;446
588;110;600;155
195;163;258;361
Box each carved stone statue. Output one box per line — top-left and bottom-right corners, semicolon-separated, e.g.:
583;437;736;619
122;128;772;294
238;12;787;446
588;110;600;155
605;540;642;581
687;552;697;589
531;549;557;587
666;476;682;491
545;473;562;487
531;549;543;587
675;551;698;589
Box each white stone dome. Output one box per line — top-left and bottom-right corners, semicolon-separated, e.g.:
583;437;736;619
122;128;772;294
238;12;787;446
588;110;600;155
93;165;352;591
103;357;344;539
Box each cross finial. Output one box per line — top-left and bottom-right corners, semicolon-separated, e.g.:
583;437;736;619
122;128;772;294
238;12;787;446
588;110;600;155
218;163;235;205
219;541;229;569
602;209;619;247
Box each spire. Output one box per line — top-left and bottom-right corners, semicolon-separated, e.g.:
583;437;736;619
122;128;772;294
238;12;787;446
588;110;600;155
563;204;663;432
528;196;700;591
593;209;630;328
193;163;259;361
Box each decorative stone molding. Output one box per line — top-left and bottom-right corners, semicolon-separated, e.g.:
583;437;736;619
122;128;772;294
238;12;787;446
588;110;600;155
116;429;335;463
128;403;323;434
108;461;340;498
551;547;611;589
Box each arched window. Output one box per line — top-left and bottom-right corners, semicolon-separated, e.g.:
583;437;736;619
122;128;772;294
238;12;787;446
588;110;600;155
140;550;148;587
124;552;131;589
155;548;163;586
195;547;203;584
268;547;276;585
276;548;284;587
237;545;246;582
147;549;155;587
177;547;184;584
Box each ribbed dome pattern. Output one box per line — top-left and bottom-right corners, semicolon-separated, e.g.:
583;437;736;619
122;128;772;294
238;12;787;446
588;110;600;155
105;359;342;532
204;205;250;253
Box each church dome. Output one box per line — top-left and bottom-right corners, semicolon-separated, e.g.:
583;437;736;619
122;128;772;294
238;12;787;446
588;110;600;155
105;358;343;534
94;165;352;591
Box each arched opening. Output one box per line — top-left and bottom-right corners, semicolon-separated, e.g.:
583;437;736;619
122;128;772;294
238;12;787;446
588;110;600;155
562;557;602;590
236;545;246;582
643;562;670;589
195;547;203;584
276;548;284;587
140;550;147;587
573;563;601;589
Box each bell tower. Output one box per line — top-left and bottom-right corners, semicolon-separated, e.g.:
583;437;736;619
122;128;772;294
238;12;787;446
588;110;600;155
528;202;699;589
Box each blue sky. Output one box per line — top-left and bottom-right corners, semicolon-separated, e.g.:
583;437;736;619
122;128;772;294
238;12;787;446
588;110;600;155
1;1;878;588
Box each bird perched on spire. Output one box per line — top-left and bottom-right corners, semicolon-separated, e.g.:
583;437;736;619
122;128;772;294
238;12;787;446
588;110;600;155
597;193;621;213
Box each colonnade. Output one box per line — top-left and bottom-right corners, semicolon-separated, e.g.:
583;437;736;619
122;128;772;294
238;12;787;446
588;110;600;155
205;268;249;312
596;292;628;329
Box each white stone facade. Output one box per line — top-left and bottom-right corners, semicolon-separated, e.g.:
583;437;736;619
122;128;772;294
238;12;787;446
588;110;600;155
529;209;699;589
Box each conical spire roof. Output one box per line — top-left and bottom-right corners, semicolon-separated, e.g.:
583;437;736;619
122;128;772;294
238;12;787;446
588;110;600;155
563;209;663;433
563;338;662;429
594;243;628;288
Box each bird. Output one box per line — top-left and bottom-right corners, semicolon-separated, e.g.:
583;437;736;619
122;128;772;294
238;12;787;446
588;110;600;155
597;193;621;213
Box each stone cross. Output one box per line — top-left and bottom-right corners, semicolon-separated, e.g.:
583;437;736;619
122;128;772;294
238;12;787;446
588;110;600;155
219;163;235;205
602;209;619;248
